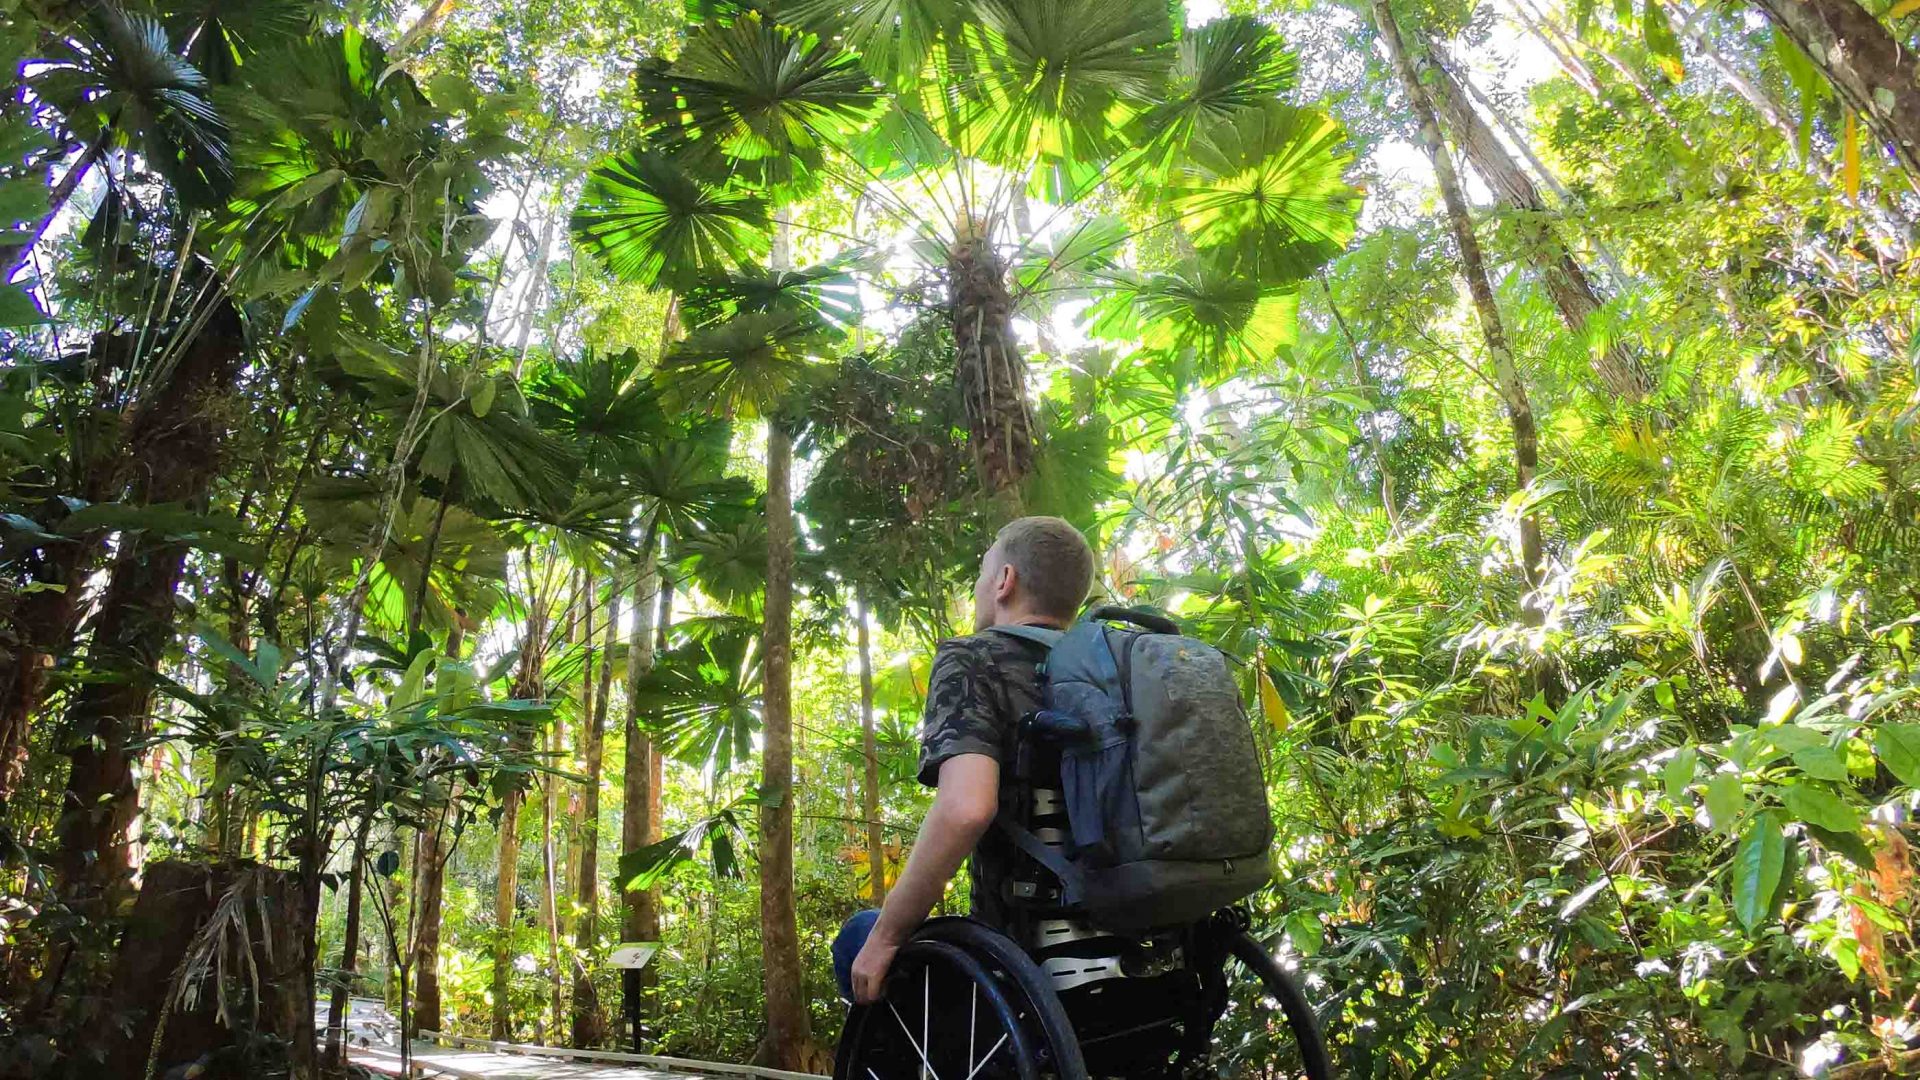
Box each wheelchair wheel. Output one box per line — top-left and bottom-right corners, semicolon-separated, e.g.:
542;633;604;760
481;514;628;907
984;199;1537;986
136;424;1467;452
1206;930;1334;1080
836;918;1087;1080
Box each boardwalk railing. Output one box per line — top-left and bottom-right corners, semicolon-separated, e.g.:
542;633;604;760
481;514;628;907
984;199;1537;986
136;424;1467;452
415;1030;828;1080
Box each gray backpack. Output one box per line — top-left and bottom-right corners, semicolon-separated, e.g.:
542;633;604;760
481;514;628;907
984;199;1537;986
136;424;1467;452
994;607;1274;932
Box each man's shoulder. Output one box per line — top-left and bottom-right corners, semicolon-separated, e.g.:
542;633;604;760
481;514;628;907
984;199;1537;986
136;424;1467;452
932;630;1043;668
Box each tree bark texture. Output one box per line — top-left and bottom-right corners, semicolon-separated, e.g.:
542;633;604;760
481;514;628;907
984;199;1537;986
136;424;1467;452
323;814;373;1068
1422;48;1650;399
948;222;1035;500
491;608;547;1042
1749;0;1920;182
856;597;887;907
755;422;816;1070
96;861;312;1080
1374;0;1547;605
409;804;449;1040
572;585;620;1048
620;546;662;1047
53;299;247;908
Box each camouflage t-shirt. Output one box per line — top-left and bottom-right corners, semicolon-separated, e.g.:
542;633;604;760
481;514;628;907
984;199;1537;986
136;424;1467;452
916;629;1050;928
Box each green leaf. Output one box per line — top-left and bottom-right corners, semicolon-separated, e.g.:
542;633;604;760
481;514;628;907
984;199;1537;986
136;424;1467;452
1731;811;1786;931
570;150;770;290
1706;772;1743;831
0;285;49;327
1780;783;1859;833
1805;824;1874;870
470;377;497;419
1663;745;1697;802
1876;723;1920;787
1790;746;1848;782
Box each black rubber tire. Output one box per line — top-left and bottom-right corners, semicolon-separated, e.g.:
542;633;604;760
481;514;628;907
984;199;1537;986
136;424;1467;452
833;918;1086;1080
1224;931;1336;1080
914;917;1087;1079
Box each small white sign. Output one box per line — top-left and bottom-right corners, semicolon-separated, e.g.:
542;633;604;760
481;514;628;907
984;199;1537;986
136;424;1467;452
609;943;658;969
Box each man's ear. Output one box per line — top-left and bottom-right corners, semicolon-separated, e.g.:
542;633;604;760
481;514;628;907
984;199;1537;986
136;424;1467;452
993;561;1018;603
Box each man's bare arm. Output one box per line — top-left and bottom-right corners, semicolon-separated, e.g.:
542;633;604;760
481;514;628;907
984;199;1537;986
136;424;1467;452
848;753;999;1002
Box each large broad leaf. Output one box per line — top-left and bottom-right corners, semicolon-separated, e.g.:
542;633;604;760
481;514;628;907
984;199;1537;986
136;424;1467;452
1731;810;1785;931
1779;783;1860;833
632;629;762;775
782;0;962;90
32;7;233;208
657;310;833;418
682;250;875;330
1876;723;1920;787
1134;16;1298;172
1165;100;1361;286
633;14;883;195
570;150;770;290
939;0;1174;168
1081;257;1300;374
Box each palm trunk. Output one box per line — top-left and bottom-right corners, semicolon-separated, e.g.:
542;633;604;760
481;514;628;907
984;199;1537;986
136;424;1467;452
755;420;816;1070
490;782;524;1041
948;219;1035;503
540;719;565;1040
1748;0;1920;183
323;813;374;1068
620;542;662;1049
1422;47;1649;399
1374;0;1546;608
0;547;89;808
409;800;449;1041
855;597;887;907
571;585;620;1048
52;301;246;907
491;607;547;1042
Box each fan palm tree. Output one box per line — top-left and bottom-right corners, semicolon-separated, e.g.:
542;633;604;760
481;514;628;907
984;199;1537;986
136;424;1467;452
596;1;1363;504
5;5;233;278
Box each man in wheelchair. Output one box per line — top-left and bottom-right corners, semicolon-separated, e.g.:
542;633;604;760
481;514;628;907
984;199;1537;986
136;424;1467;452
832;518;1330;1079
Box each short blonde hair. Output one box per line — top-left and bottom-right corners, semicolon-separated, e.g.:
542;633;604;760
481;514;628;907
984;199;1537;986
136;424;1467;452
994;517;1095;622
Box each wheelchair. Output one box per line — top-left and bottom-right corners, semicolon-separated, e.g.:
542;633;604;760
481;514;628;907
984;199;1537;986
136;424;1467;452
835;761;1335;1078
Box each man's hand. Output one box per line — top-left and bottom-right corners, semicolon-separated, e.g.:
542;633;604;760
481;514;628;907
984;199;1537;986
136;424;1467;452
846;754;1000;1006
849;928;901;1004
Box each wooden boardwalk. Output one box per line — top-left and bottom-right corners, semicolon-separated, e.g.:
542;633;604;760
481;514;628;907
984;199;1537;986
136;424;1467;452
348;1033;825;1080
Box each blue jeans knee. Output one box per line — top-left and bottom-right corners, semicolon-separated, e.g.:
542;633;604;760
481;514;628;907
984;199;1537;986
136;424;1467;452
833;909;882;1001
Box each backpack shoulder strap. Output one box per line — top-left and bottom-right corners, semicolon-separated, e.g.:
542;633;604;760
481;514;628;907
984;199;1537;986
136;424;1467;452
996;812;1084;905
987;624;1065;650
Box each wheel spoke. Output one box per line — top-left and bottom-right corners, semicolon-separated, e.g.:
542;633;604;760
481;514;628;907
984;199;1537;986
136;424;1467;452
887;999;943;1080
960;1032;1008;1080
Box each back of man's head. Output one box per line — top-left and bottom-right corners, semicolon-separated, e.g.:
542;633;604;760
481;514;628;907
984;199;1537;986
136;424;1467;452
995;516;1095;623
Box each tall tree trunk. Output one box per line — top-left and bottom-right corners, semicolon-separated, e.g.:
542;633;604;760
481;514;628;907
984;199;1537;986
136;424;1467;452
0;546;90;809
620;544;662;1049
491;602;547;1042
572;585;620;1048
408;622;465;1042
409;802;449;1040
948;218;1035;502
1422;46;1650;399
52;300;246;907
1748;0;1920;183
1374;0;1547;607
538;729;563;1041
855;596;887;907
323;813;374;1068
755;420;816;1070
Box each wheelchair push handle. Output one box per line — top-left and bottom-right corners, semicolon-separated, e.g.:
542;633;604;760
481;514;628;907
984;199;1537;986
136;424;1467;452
1022;708;1090;742
1087;604;1180;635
